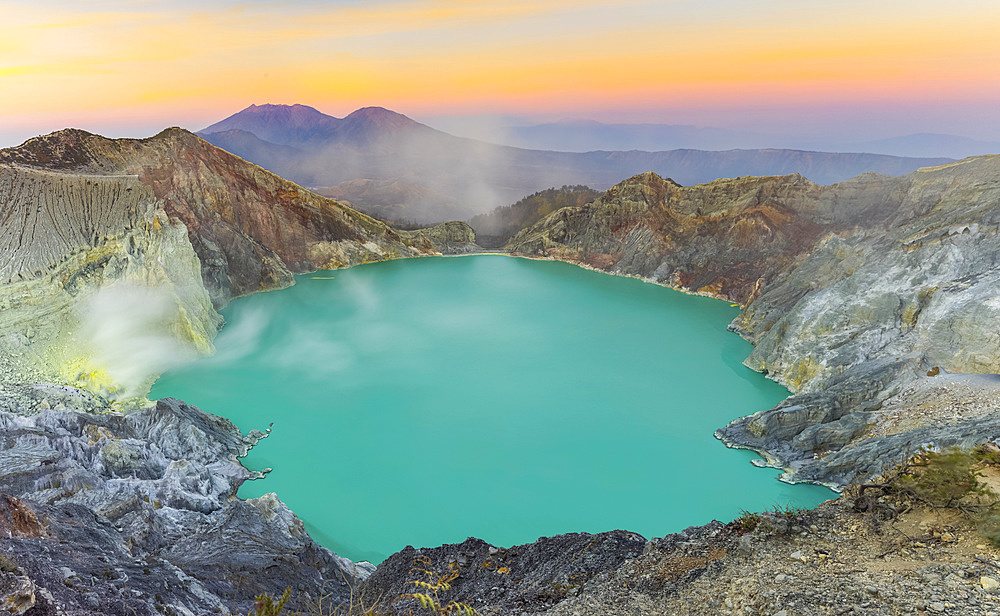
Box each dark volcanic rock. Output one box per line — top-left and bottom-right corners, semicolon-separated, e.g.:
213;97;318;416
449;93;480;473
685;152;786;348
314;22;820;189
363;531;646;615
0;393;366;616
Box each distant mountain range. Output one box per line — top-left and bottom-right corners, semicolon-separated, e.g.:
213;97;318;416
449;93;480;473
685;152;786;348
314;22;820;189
198;104;953;223
499;120;768;153
849;133;1000;159
500;120;1000;160
202;104;437;151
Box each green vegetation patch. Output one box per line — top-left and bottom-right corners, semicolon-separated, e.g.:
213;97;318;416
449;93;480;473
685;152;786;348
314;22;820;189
854;445;1000;545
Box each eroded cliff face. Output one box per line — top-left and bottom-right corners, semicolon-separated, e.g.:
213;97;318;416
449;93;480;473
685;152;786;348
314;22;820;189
0;128;475;308
509;157;1000;487
0;164;220;403
0;129;477;401
723;157;1000;485
507;171;829;303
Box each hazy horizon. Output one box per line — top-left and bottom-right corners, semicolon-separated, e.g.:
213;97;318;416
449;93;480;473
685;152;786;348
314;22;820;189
2;0;999;151
2;101;998;156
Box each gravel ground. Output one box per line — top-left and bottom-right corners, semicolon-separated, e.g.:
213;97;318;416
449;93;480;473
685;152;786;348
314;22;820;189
541;493;1000;616
869;374;1000;440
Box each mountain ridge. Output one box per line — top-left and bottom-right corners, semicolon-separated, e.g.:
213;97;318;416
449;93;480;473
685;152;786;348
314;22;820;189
200;103;435;149
195;103;953;223
499;119;1000;158
200;103;342;145
1;126;476;308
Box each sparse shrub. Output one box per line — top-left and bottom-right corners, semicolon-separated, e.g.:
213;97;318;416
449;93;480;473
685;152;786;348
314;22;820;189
771;504;806;519
249;588;291;616
856;445;1000;546
974;442;1000;466
302;578;384;616
893;448;988;509
733;510;761;534
975;511;1000;547
394;555;478;615
732;504;806;535
236;577;386;616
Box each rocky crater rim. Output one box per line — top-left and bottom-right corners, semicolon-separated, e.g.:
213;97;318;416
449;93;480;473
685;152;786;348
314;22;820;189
5;127;1000;613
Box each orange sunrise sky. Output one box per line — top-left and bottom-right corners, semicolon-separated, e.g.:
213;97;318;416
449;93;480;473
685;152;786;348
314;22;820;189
2;0;999;147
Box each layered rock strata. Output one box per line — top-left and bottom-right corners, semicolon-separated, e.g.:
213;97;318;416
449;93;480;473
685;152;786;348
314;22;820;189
0;130;475;399
0;129;476;308
509;156;1000;487
0;163;220;402
0;390;365;615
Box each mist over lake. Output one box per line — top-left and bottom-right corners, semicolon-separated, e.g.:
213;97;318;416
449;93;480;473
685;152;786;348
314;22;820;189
152;255;833;563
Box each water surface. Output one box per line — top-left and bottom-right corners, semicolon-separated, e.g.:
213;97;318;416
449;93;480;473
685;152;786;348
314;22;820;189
152;256;832;563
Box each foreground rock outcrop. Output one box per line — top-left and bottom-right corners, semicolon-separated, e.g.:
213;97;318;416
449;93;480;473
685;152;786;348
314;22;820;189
509;157;1000;488
363;531;645;615
358;492;1000;616
0;391;366;615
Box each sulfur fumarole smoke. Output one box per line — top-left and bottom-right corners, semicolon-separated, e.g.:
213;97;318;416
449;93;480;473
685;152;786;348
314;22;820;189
73;283;204;400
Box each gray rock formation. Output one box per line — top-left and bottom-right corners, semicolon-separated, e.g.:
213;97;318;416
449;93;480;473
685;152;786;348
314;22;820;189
0;392;366;615
0;163;220;403
0;167;150;284
362;531;646;615
720;158;1000;486
510;156;1000;488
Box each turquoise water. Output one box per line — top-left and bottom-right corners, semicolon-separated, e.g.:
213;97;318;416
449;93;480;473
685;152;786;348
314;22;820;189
151;255;832;563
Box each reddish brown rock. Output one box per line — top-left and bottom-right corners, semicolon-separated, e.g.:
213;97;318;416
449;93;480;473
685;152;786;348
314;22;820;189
1;128;473;307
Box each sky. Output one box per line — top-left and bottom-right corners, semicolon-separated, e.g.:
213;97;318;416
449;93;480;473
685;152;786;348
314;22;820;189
2;0;1000;147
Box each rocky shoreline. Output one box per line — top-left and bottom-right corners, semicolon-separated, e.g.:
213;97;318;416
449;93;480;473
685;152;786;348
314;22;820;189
362;494;1000;616
508;157;1000;490
6;388;1000;615
0;390;369;615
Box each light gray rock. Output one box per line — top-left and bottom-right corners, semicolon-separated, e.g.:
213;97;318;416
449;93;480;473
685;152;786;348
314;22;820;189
0;393;365;616
510;157;1000;488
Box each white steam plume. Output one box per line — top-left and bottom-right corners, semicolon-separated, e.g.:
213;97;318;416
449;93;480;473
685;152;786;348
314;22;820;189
73;283;201;399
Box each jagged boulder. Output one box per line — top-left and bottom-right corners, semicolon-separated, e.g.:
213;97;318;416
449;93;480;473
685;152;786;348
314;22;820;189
0;394;366;616
363;531;647;615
